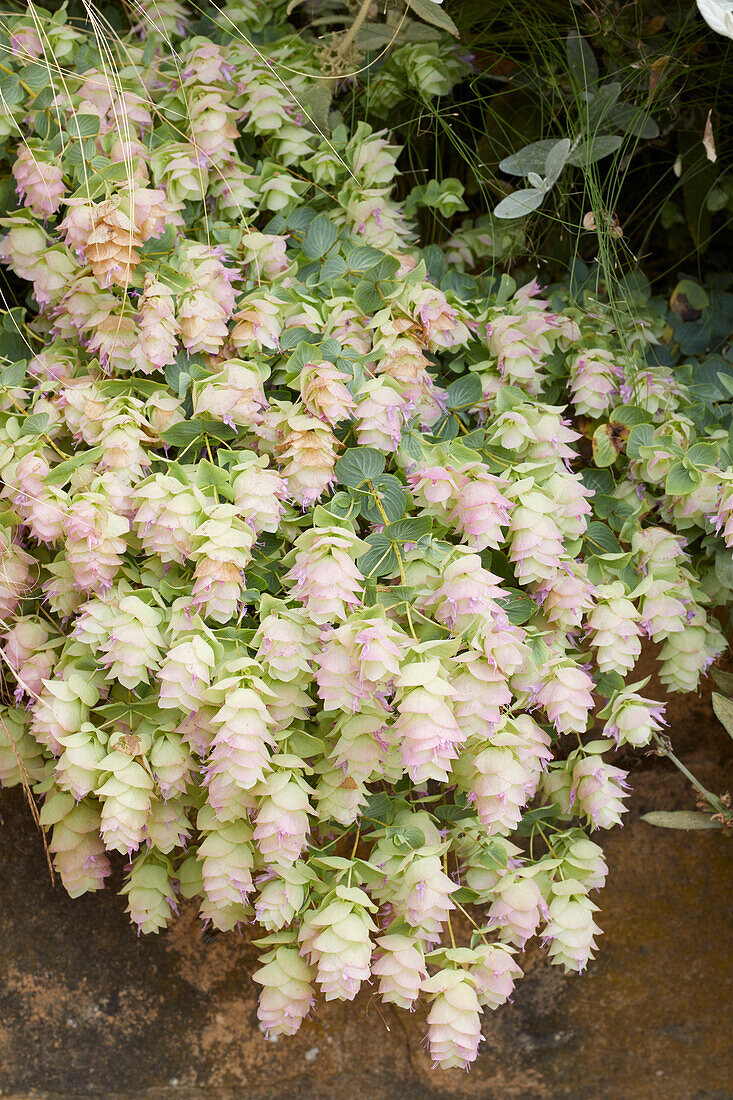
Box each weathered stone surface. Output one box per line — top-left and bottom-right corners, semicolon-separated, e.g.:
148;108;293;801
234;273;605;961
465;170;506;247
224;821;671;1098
1;688;731;1100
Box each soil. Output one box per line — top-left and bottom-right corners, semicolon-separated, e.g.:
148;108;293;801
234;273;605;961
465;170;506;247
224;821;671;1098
0;661;731;1100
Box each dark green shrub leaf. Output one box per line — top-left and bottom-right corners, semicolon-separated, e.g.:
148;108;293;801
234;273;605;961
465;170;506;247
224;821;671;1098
665;461;700;496
357;532;399;578
335;447;385;487
359;474;406;525
446;373;482;410
583;521;622;555
302;214;338;259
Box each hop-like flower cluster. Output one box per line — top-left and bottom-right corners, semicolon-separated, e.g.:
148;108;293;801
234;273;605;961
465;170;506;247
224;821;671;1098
0;0;729;1077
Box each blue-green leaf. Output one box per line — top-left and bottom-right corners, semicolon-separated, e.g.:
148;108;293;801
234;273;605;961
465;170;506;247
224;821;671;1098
302;214;338;259
357;532;398;578
335;447;386;488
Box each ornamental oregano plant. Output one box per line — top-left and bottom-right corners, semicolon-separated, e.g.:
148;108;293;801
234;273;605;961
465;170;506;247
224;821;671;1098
0;0;731;1073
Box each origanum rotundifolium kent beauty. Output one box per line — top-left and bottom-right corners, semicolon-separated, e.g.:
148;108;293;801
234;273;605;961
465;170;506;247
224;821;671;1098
0;0;730;1073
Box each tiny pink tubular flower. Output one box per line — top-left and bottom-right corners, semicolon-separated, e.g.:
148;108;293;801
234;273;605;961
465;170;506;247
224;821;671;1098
422;969;484;1071
371;933;427;1010
13;143;66;218
536;662;595;734
253;945;316;1037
